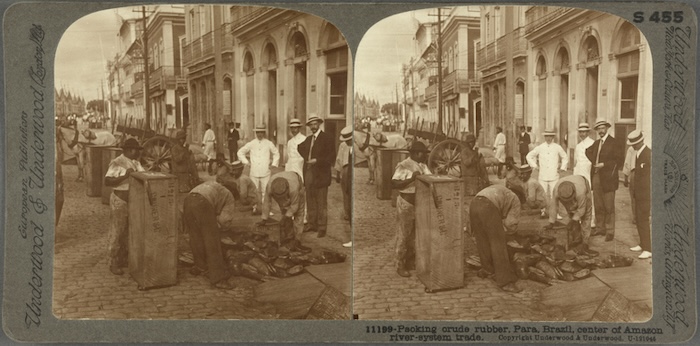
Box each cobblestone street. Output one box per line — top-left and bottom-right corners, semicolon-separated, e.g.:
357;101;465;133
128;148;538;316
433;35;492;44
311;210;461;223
54;163;350;320
352;161;652;321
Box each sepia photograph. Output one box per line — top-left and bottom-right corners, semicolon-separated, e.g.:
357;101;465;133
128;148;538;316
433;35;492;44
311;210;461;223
353;5;653;322
53;4;352;320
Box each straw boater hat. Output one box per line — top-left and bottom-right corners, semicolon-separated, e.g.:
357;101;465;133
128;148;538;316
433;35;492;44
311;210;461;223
594;117;611;129
122;138;143;150
577;123;591;132
558;181;576;202
517;164;532;174
543;129;556;136
339;126;353;141
289;119;302;128
230;160;244;171
254;125;267;133
305;114;323;126
627;130;644;145
271;178;289;197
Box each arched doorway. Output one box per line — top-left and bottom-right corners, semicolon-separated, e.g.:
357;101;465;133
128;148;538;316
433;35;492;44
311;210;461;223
262;42;278;143
243;50;256;136
536;54;547;140
555;47;570;148
289;31;308;125
581;35;600;127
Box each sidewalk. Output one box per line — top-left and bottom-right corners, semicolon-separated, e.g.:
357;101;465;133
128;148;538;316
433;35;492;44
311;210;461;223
352;165;651;321
53;164;350;319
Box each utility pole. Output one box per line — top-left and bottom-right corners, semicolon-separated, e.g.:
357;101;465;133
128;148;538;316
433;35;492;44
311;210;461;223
142;5;151;131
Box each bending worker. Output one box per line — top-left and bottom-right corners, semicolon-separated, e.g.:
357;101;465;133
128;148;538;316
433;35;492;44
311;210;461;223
257;171;310;253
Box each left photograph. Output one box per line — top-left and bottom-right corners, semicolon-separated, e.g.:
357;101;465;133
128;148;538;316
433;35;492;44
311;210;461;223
54;4;352;320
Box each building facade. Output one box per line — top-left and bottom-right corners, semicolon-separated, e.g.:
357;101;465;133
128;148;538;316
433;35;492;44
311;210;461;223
402;7;481;136
477;6;652;160
182;5;352;154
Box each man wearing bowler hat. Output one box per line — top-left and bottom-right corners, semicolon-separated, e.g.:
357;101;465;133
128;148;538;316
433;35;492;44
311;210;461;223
585;117;624;241
391;141;432;277
627;130;651;259
257;171;311;253
237;125;280;215
104;138;145;275
297;114;335;237
544;175;597;255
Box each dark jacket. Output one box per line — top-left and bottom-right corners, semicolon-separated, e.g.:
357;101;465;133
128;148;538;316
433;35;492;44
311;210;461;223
227;129;240;144
585;135;624;192
633;146;651;207
298;130;335;188
518;132;531;154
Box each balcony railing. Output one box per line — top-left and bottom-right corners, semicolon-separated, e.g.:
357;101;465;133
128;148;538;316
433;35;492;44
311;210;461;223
525;6;577;35
131;80;143;96
442;69;479;94
476;27;528;70
231;7;276;31
426;84;437;100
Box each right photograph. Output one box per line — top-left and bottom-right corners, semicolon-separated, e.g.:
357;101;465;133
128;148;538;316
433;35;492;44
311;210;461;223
353;5;653;321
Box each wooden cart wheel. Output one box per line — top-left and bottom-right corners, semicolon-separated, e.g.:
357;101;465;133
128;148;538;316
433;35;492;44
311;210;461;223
427;139;465;178
141;135;174;172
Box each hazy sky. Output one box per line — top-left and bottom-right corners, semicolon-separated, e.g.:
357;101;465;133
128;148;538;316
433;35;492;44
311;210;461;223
55;8;129;102
355;9;432;105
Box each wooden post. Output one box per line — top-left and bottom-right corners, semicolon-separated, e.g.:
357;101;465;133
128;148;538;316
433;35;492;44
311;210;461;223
415;175;464;292
128;172;178;290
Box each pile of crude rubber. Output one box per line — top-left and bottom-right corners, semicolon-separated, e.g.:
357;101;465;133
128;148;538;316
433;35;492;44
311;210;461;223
466;234;634;285
179;231;346;282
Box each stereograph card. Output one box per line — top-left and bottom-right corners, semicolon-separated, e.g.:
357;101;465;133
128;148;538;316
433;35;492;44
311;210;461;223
0;0;697;344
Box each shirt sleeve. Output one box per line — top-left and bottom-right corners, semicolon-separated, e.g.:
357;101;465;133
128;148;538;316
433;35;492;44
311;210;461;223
392;163;411;180
237;142;251;164
261;179;272;221
549;183;559;224
105;160;125;178
559;145;569;171
572;189;586;222
526;146;538;169
216;192;236;230
503;194;520;234
270;142;280;167
286;186;301;218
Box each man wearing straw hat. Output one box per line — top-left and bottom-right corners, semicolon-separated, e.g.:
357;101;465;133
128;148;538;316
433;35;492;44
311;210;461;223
237;125;280;215
104;138;145;275
526;129;568;218
335;126;354;222
573;123;596;227
626;130;651;259
585;117;624;242
298;114;335;238
285;118;307;182
391;141;432;277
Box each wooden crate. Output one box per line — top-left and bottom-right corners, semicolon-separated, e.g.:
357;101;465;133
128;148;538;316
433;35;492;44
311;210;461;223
100;147;122;205
128;172;179;290
415;175;464;292
376;148;409;200
84;144;111;197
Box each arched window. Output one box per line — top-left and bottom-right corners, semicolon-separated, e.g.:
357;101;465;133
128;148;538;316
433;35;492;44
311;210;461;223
262;43;277;68
536;55;547;77
555;48;569;72
291;32;308;58
243;51;254;74
583;36;600;62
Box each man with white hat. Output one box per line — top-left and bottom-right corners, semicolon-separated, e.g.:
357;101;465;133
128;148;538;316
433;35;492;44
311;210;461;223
298;114;335;237
285;118;307;181
237;125;280;215
627;130;651;259
573;123;596;227
585;117;624;242
335;126;354;248
526;129;568;218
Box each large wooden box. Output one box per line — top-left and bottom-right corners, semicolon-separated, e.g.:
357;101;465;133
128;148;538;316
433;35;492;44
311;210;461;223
128;172;179;290
84;144;111;197
415;175;464;292
376;148;409;200
101;147;122;205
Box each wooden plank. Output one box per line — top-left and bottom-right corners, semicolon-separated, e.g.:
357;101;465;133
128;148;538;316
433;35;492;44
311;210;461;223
305;263;351;297
415;175;464;292
592;263;652;305
541;276;610;307
255;273;326;319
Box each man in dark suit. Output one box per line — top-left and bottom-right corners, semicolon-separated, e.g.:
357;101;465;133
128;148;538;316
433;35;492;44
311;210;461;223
298;114;336;238
626;130;651;259
518;126;531;165
585;118;624;241
227;122;240;163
